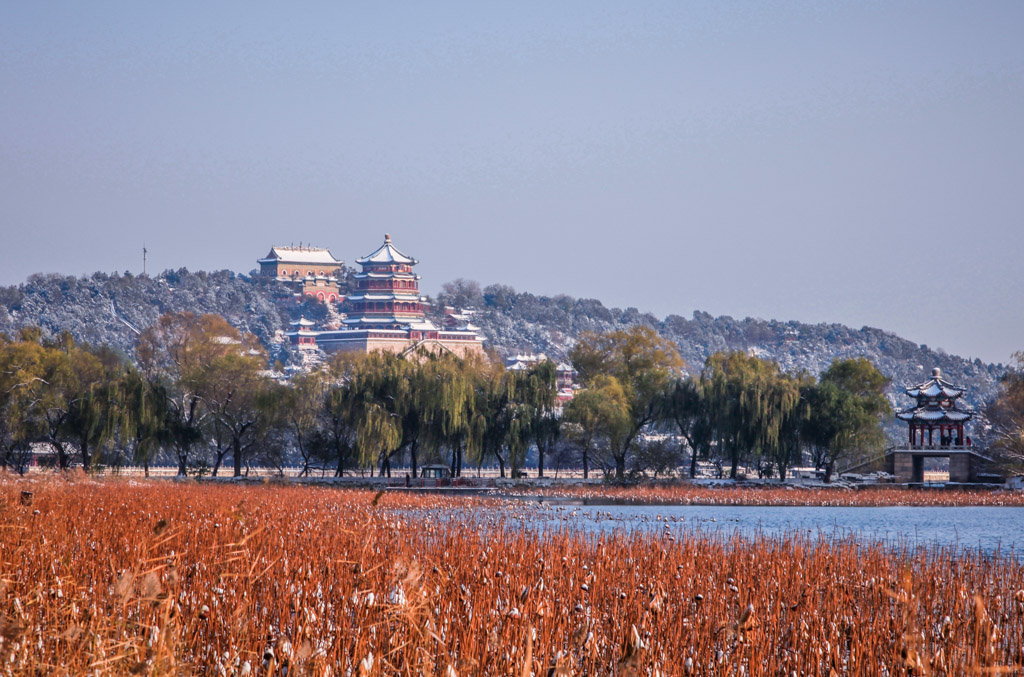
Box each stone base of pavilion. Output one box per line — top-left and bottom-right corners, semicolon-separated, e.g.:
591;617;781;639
885;447;1003;484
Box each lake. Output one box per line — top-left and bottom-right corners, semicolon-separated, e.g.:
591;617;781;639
458;501;1024;558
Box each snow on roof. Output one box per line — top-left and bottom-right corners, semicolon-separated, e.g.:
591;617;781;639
289;317;316;327
405;319;440;331
353;270;419;280
355;234;417;266
346;293;422;302
258;246;342;266
896;408;973;423
904;367;966;400
342;316;409;325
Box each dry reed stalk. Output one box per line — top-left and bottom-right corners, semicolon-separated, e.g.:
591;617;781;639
0;477;1020;674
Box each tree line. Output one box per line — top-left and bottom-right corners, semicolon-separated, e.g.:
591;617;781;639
0;312;908;481
0;312;563;478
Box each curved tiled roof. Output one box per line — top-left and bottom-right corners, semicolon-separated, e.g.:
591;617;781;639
355;234;417;266
904;367;966;400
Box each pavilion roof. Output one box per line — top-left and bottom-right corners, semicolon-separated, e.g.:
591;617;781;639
905;367;966;400
355;234;417;266
896;407;973;423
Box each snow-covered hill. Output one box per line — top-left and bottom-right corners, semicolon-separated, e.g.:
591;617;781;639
0;271;1006;410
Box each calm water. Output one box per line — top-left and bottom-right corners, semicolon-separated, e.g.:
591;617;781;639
479;503;1024;558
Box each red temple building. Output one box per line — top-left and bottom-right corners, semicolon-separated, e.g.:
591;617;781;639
287;235;484;357
257;245;343;303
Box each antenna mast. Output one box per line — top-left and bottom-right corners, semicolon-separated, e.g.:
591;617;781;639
143;244;148;275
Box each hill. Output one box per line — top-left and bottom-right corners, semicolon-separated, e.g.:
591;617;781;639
0;270;1006;411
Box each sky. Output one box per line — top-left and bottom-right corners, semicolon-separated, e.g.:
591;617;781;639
1;1;1022;364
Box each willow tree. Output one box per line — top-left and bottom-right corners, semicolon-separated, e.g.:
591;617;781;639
570;326;684;478
763;371;812;480
416;351;480;478
322;354;362;477
108;365;171;476
664;376;714;478
561;375;631;478
522;360;559;477
465;358;513;477
346;351;410;477
701;351;804;480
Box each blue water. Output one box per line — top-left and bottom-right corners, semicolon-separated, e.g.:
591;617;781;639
427;502;1024;558
540;504;1024;556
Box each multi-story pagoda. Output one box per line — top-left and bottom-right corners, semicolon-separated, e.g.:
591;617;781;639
343;234;427;330
884;367;1000;483
291;235;485;357
896;367;973;448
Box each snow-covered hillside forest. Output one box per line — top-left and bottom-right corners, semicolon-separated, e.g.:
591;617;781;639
0;268;1006;410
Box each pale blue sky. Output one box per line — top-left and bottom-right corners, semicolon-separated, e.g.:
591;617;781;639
1;2;1022;363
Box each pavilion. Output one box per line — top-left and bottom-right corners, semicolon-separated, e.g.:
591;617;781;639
885;367;999;483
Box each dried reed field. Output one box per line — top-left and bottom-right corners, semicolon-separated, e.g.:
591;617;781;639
502;484;1024;508
2;479;1023;675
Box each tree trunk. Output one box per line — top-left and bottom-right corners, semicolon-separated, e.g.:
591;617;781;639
233;437;243;477
335;441;345;477
80;438;92;472
212;448;228;477
176;436;191;476
497;454;505;479
615;454;625;480
537;444;545;478
410;440;418;479
689;448;698;478
582;446;589;479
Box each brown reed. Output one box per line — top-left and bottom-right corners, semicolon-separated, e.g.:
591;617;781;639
0;477;1021;675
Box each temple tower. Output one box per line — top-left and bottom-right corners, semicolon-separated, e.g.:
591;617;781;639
292;234;485;357
343;234;426;329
